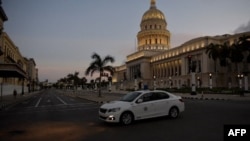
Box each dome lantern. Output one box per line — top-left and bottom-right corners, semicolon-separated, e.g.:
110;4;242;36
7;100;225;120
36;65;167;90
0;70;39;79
150;0;156;9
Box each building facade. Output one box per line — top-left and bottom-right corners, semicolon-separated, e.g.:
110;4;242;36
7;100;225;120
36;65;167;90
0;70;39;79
0;1;39;95
113;0;250;90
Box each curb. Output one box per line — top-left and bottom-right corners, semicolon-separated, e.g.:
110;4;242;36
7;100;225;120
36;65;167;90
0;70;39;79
182;96;227;101
77;95;229;104
64;91;250;103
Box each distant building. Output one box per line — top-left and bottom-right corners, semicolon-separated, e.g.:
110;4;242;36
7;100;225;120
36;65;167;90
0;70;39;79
113;0;250;90
25;58;39;92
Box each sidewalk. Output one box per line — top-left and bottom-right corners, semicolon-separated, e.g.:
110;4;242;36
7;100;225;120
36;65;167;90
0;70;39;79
175;93;250;101
62;90;250;103
0;91;41;110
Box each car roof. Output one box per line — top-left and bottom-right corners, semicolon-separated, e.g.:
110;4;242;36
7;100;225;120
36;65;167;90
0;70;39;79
135;90;169;93
132;90;178;98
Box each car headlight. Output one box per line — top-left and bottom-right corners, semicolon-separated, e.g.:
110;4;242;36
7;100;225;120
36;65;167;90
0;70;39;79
108;107;121;113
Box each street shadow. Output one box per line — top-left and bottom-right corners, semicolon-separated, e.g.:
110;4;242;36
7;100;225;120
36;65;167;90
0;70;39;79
8;130;26;136
96;115;185;128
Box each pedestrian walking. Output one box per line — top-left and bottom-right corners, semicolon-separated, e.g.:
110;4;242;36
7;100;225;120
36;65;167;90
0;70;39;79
13;89;17;99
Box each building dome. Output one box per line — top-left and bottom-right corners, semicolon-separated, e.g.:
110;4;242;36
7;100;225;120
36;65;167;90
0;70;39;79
142;7;165;22
141;0;166;22
137;0;170;51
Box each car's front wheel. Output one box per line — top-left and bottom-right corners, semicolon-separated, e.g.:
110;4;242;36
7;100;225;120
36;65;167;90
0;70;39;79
169;107;179;118
120;112;134;125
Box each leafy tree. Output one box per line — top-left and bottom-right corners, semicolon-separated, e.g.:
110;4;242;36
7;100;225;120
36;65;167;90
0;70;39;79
85;52;115;97
80;77;87;89
67;72;80;90
90;79;95;89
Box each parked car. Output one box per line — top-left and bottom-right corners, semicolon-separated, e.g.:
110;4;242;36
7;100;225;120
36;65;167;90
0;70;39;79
99;90;185;125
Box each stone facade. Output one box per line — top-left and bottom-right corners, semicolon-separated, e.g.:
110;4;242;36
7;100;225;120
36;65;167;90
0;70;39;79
0;1;39;95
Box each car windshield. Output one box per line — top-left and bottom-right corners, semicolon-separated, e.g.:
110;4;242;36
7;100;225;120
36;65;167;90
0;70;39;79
120;92;142;102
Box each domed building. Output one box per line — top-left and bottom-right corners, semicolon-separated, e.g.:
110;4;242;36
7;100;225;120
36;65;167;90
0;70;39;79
113;0;250;91
137;0;171;51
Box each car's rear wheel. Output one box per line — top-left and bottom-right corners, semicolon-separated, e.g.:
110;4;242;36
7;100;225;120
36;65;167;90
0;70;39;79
169;107;179;118
120;112;133;125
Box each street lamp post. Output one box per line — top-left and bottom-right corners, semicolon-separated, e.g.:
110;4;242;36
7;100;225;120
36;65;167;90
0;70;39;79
134;76;137;91
209;73;212;89
153;76;156;90
141;80;144;90
191;72;196;95
0;81;3;101
188;55;196;95
238;74;243;89
120;79;123;90
169;76;172;89
244;74;248;91
238;74;245;96
197;77;200;88
108;76;112;92
22;78;24;95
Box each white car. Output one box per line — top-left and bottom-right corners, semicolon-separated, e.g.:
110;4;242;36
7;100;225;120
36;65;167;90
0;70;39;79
99;90;185;125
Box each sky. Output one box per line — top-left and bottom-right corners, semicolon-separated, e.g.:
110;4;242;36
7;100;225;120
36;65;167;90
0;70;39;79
2;0;250;82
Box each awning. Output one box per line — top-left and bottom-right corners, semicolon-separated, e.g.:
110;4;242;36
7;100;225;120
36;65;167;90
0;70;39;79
0;63;27;78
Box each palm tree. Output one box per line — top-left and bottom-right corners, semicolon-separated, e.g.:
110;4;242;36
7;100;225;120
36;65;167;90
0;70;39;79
218;42;231;67
85;52;115;97
206;43;220;72
230;43;244;73
238;35;250;63
236;35;250;91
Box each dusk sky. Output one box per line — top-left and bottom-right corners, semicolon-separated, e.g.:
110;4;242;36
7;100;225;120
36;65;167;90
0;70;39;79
3;0;250;82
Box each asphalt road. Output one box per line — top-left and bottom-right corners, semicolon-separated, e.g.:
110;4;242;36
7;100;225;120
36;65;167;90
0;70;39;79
0;89;250;141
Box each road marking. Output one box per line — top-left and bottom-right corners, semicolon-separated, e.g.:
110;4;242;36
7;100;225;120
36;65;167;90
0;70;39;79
35;98;42;107
57;96;67;105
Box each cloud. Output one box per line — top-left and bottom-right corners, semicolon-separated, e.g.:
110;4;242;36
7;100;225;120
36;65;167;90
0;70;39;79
234;20;250;33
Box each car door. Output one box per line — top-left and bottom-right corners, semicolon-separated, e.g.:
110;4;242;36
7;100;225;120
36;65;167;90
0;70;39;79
132;92;156;119
151;92;170;116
